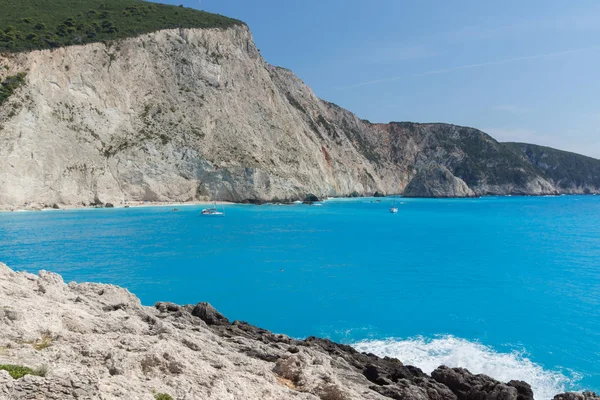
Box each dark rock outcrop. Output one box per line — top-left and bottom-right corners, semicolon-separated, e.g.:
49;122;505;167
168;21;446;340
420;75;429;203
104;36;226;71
191;302;230;326
431;366;529;400
554;392;600;400
403;164;476;198
508;380;535;400
304;193;320;203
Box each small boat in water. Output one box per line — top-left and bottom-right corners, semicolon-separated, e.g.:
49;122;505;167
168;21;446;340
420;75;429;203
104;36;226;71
201;207;224;216
201;188;224;216
390;196;398;213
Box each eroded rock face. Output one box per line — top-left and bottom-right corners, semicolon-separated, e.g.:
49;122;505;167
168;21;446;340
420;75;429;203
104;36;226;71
0;262;585;399
403;164;476;198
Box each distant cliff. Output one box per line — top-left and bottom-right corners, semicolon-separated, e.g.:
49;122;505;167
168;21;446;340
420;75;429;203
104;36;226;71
1;8;600;209
504;143;600;194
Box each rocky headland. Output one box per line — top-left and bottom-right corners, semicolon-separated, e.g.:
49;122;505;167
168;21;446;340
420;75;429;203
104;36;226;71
402;164;475;198
0;263;596;400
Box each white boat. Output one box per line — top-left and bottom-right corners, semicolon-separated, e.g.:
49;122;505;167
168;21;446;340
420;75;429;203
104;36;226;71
390;196;398;213
201;207;224;216
201;188;224;216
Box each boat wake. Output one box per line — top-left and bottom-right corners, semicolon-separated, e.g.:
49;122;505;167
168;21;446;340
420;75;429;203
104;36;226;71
352;335;580;400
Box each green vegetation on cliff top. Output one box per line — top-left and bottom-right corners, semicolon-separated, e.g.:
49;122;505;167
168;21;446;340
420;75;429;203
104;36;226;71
0;0;243;53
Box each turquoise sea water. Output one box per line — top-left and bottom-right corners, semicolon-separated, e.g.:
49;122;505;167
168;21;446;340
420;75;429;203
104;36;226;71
1;196;599;398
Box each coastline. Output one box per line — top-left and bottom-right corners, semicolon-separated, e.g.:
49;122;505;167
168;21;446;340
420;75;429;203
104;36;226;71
0;263;594;400
2;192;599;214
0;200;236;213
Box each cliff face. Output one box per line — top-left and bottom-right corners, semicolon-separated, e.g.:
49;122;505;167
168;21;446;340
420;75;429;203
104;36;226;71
2;263;594;400
1;26;360;208
1;26;599;209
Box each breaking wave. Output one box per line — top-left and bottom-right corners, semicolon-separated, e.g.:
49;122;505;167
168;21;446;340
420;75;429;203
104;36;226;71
352;335;580;400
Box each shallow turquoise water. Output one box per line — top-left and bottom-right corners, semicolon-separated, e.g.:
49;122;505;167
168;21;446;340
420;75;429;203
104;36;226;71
1;196;599;398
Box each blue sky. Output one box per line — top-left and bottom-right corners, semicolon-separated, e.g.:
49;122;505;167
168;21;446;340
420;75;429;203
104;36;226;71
153;0;600;158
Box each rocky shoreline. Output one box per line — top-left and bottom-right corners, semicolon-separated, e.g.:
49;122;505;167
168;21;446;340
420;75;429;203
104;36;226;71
0;263;596;399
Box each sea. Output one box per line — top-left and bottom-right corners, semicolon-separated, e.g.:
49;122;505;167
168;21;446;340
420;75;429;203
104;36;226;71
1;196;599;399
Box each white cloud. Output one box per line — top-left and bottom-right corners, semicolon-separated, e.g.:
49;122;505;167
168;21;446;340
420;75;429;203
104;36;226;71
339;45;600;89
365;44;437;64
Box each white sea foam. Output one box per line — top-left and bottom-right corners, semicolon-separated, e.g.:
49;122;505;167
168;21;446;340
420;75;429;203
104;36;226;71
352;335;579;400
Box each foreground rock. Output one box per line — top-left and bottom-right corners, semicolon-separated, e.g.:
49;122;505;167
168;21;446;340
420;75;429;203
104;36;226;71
0;263;592;399
403;164;476;198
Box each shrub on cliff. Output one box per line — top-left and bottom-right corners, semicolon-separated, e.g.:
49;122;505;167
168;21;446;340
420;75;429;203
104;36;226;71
0;364;47;379
0;72;26;106
0;0;244;53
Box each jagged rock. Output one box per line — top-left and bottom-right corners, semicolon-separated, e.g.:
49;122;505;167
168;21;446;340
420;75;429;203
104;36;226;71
554;392;600;400
155;302;183;313
431;366;522;400
104;203;114;208
370;380;456;400
508;380;534;400
273;355;305;385
404;164;476;198
191;302;230;326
